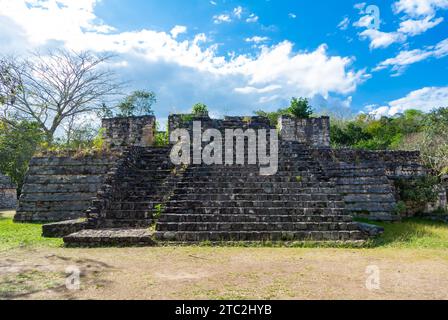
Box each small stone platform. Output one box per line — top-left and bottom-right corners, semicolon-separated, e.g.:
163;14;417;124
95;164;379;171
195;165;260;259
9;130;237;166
64;229;156;247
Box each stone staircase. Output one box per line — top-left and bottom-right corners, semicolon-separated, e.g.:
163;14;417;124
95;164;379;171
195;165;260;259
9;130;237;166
63;141;366;246
318;162;398;221
154;141;364;242
86;147;176;229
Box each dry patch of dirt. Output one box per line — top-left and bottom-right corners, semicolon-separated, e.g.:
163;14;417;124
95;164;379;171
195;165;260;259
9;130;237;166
1;246;448;300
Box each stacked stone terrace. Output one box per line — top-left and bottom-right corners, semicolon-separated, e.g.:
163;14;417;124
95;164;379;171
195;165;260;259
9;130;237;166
0;173;17;209
16;113;426;246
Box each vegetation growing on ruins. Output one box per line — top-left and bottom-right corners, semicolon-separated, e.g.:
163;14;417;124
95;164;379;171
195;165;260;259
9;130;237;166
255;97;314;126
394;176;441;214
330;108;448;175
192;103;209;116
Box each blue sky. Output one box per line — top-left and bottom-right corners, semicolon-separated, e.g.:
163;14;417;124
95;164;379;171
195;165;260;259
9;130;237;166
0;0;447;122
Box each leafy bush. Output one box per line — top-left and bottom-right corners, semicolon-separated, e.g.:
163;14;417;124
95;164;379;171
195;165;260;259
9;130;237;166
155;131;169;147
254;97;313;126
287;97;313;119
394;176;440;213
192;103;209;116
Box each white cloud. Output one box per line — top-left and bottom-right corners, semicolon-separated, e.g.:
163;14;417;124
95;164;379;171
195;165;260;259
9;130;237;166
353;14;375;28
210;1;217;5
246;13;259;23
233;6;243;19
234;85;281;94
354;3;367;13
213;14;231;24
236;42;369;99
353;1;446;50
245;36;269;44
338;17;351;30
288;13;297;19
170;25;187;39
393;0;448;17
368;87;448;116
359;29;406;49
0;0;114;46
375;37;448;75
0;0;368;118
398;16;444;36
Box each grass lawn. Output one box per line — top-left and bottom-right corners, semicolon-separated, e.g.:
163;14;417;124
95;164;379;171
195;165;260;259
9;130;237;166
1;210;447;251
1;210;448;300
365;218;448;249
0;211;63;252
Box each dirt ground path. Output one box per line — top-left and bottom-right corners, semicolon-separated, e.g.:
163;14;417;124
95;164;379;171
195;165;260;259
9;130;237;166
1;246;448;300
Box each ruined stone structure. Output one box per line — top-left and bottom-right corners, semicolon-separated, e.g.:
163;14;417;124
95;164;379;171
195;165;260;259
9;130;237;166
15;114;431;246
278;116;331;147
102;116;156;150
0;173;17;209
15;155;117;222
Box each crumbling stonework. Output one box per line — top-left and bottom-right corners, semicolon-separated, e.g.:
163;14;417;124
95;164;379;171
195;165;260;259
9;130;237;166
278;116;331;148
17;113;433;246
14;156;117;222
313;149;426;221
102;116;156;150
168;115;274;137
0;174;17;209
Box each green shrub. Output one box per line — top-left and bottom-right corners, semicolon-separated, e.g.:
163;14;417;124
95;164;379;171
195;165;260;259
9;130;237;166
153;204;165;220
192;103;209;116
155;131;169;147
394;201;407;215
287;97;313;119
394;176;440;212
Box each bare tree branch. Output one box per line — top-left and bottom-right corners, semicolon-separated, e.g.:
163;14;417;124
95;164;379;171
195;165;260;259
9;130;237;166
0;49;124;141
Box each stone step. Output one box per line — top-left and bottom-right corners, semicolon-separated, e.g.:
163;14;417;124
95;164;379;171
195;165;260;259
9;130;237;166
172;182;336;188
183;177;326;183
164;207;347;215
156;222;360;232
338;186;394;193
346;203;396;212
181;170;321;177
64;229;156;247
169;187;337;194
165;200;346;208
170;194;341;202
91;219;153;229
158;214;354;223
155;230;365;242
104;210;151;219
344;194;396;202
337;177;391;185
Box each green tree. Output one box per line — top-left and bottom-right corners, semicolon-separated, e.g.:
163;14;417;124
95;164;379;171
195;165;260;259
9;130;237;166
254;109;287;126
287;97;313;118
0;119;45;193
117;90;156;117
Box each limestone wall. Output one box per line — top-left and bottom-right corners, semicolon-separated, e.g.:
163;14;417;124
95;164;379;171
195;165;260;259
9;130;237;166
168;115;273;135
0;174;17;209
102;116;156;150
15;156;117;222
313;148;426;221
278;116;331;147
